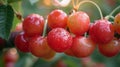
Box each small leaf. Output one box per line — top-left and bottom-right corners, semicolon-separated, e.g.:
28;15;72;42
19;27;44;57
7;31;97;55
0;5;14;40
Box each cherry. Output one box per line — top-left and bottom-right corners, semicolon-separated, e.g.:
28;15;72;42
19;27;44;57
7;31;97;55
67;11;90;35
14;22;23;32
29;36;51;57
114;13;120;34
3;48;19;63
23;14;44;37
48;9;68;28
98;38;120;57
71;36;96;58
89;19;114;44
47;28;73;52
14;32;29;52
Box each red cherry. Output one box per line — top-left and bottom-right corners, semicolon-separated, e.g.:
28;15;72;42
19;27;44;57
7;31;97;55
71;36;96;58
48;9;67;28
29;36;51;57
98;39;120;57
14;32;29;52
3;48;19;63
23;14;44;37
114;13;120;34
89;19;114;44
67;11;90;35
47;28;73;52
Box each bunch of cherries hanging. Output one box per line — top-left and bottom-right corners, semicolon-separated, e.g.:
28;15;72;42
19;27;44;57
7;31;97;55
14;0;120;60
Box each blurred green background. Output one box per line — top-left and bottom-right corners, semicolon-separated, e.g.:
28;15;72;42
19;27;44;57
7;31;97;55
0;0;120;67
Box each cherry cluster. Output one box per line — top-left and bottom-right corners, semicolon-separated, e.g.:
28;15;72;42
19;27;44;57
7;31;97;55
14;8;120;60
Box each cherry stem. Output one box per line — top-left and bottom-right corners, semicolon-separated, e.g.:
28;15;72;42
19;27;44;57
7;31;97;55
72;0;75;9
42;19;48;37
105;5;120;20
12;7;24;21
84;32;87;37
75;0;103;20
105;15;114;20
109;5;120;16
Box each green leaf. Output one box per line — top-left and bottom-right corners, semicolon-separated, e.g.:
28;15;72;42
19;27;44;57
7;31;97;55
0;5;14;40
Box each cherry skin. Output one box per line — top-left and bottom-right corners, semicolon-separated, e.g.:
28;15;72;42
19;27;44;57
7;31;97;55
71;36;96;58
29;36;51;57
48;9;67;28
89;19;114;44
47;28;73;52
64;48;75;57
3;48;19;63
14;22;23;32
98;39;120;57
42;50;56;61
23;14;44;37
114;13;120;34
14;32;29;52
67;11;90;35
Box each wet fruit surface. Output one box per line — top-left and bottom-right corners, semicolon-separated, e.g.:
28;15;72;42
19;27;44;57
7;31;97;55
47;28;73;52
23;14;44;37
89;19;114;44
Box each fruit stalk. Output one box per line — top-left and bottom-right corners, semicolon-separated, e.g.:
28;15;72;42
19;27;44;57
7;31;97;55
42;19;48;37
109;5;120;17
105;5;120;20
75;0;103;19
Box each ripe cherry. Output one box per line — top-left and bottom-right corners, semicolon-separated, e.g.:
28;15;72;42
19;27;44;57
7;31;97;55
29;36;51;57
114;13;120;34
47;28;73;52
71;36;96;58
89;19;114;44
48;9;67;28
67;11;90;35
23;14;44;37
14;32;29;52
3;48;19;63
98;39;120;57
